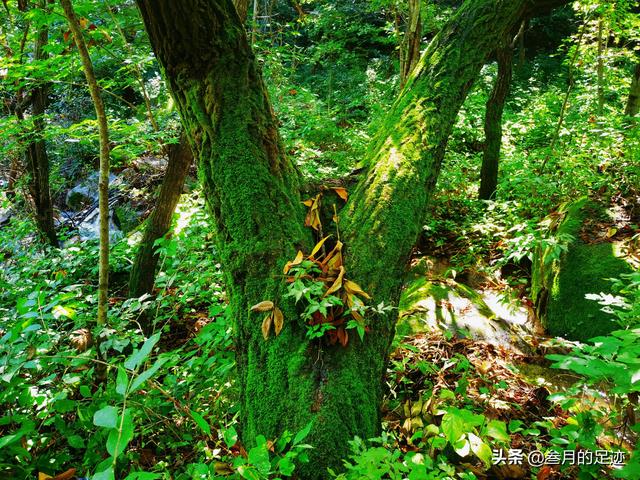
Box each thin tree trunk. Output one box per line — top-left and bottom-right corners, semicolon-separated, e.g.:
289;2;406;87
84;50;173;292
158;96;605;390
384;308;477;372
129;132;192;299
479;46;513;200
24;21;58;246
60;0;110;326
540;22;586;174
517;20;526;67
136;0;570;476
625;62;640;117
6;155;21;199
251;0;258;44
596;17;605;116
400;0;422;89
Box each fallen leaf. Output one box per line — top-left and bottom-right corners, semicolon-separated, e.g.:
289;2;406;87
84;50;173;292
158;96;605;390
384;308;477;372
251;300;274;312
273;307;284;336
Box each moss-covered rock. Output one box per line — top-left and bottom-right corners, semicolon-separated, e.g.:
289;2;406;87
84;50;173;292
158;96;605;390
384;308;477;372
531;198;634;342
397;274;535;350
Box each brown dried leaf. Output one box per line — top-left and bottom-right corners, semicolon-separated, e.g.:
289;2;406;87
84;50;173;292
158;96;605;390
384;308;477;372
69;329;93;352
303;194;322;231
283;250;305;274
325;266;345;297
333;187;348;201
323;241;343;271
337;327;348;347
51;469;77;480
273;307;284;336
262;314;272;340
344;279;371;299
251;300;274;312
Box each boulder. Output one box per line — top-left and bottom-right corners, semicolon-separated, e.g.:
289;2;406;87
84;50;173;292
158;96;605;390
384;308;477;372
531;197;635;342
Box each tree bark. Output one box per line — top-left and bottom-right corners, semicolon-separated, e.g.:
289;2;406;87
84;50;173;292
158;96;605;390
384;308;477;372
60;0;111;326
23;22;58;246
129;132;192;299
400;0;422;89
625;62;640;117
479;46;513;200
136;0;570;476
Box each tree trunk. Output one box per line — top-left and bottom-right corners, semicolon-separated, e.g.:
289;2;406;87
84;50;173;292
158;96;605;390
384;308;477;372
129;132;192;299
479;46;513;200
6;155;21;199
400;0;422;89
596;17;605;116
136;0;570;476
60;0;111;326
233;0;249;23
24;22;58;246
625;62;640;117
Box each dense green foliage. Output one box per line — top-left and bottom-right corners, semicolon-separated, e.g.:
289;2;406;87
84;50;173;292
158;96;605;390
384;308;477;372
1;0;639;479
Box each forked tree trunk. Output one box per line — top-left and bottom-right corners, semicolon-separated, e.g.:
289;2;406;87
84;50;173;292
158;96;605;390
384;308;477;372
400;0;422;89
137;0;569;476
24;22;58;246
479;46;513;200
129;132;192;298
625;62;640;117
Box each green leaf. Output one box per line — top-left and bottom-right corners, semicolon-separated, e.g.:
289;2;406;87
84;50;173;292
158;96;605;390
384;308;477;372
468;432;492;467
190;410;211;436
223;426;238;448
237;465;261;480
124;473;162;480
79;385;92;398
116;366;128;397
124;332;161;371
486;420;509;442
93;467;115;480
130;357;167;393
93;405;118;429
248;443;271;475
293;421;313;445
441;410;465;443
68;434;84;449
106;409;134;458
278;455;296;476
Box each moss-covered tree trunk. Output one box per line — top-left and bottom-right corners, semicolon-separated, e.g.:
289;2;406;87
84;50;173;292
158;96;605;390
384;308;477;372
137;0;569;476
129;132;192;299
479;46;513;200
24;23;58;246
625;62;640;117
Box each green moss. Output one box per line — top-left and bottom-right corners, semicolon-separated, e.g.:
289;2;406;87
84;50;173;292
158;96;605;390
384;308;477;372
532;198;633;342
